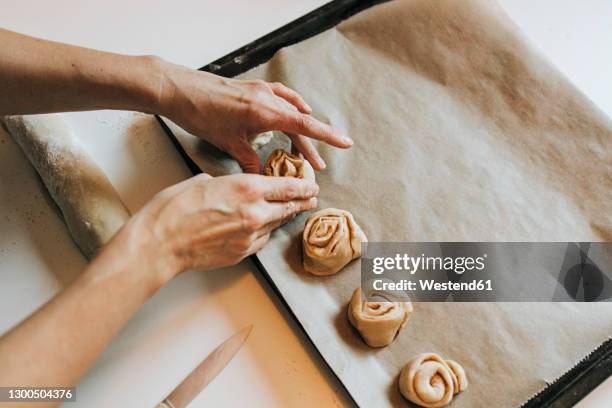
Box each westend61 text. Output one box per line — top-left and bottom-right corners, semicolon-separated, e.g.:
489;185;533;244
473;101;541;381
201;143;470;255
373;279;493;292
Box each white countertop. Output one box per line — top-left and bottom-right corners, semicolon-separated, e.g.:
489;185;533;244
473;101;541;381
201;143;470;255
1;1;611;407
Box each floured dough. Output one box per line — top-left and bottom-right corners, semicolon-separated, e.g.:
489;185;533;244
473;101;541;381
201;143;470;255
2;114;130;259
302;208;367;275
248;131;273;150
399;353;468;408
347;287;412;347
264;148;315;182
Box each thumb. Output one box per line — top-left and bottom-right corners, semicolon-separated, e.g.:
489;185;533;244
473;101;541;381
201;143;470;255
228;139;261;174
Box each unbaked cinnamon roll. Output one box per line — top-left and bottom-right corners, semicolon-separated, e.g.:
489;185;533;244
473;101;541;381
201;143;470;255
348;287;412;347
264;148;315;182
399;353;468;407
302;208;366;275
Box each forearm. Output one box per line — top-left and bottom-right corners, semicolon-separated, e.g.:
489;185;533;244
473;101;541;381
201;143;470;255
0;216;175;391
0;171;318;407
0;28;164;115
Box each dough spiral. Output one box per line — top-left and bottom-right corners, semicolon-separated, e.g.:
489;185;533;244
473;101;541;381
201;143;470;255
399;353;468;408
264;148;315;182
302;208;366;275
348;287;412;347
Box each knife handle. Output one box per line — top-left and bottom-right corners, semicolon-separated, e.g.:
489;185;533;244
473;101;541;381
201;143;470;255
156;401;173;408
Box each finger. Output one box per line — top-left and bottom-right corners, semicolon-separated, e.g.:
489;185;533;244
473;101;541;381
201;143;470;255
270;82;312;114
247;232;270;255
260;197;318;225
256;210;299;238
279;112;353;148
267;197;319;223
260;176;319;201
288;133;326;171
227;139;261;174
256;218;285;238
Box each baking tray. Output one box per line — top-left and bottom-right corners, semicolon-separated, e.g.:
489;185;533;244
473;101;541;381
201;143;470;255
155;1;612;406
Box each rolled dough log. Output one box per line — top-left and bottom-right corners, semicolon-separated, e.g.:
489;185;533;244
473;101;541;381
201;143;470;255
2;114;130;259
399;353;468;407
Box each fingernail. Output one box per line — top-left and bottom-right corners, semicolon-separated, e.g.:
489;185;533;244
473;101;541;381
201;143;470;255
315;157;327;170
309;197;318;207
341;134;353;146
305;103;313;113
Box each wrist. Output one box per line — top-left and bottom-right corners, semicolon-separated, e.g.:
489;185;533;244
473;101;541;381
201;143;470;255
141;58;229;120
115;212;182;291
128;55;174;115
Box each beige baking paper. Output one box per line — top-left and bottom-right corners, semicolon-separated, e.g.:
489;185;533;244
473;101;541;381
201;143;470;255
165;0;612;406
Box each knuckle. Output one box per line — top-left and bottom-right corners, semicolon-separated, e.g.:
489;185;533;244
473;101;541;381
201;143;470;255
245;81;270;99
252;89;271;103
194;173;212;183
242;97;268;125
241;208;264;232
233;177;259;198
252;79;268;89
244;185;261;201
235;178;250;191
283;201;297;217
297;114;314;130
241;85;264;103
283;184;299;200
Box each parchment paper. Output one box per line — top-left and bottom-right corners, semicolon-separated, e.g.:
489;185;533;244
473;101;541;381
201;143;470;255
165;0;612;406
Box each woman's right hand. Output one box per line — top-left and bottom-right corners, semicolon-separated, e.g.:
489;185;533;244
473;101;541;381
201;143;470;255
127;173;318;282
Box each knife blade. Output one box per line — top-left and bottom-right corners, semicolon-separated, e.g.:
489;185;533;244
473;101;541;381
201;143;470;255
156;325;253;408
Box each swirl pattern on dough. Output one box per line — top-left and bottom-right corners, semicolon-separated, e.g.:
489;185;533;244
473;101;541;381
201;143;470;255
399;353;468;408
264;149;315;183
348;287;412;347
445;359;468;394
302;208;367;275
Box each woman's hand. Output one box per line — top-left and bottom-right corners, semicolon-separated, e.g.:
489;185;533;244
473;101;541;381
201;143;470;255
0;31;351;173
129;173;319;281
154;60;353;173
0;157;318;394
